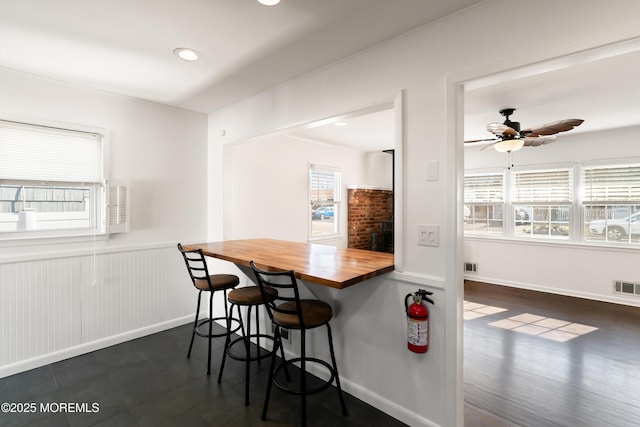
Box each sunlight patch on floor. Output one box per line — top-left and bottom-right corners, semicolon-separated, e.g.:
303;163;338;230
489;313;599;342
463;300;508;320
464;300;599;342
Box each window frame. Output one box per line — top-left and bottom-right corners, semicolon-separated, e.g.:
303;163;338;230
0;117;110;243
464;171;505;236
511;167;573;240
465;160;640;247
308;163;342;241
582;163;640;244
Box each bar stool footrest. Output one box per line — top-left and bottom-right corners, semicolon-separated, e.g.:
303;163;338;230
226;334;276;362
195;316;241;338
273;357;336;395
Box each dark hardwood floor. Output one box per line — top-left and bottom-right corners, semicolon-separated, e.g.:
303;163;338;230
4;282;639;427
0;323;406;427
464;280;640;427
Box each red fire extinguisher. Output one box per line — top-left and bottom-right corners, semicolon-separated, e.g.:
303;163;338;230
405;289;435;353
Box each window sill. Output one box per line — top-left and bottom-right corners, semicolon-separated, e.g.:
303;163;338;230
464;234;640;253
308;234;342;243
0;232;109;249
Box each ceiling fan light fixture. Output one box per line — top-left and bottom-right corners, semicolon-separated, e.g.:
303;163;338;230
494;138;524;153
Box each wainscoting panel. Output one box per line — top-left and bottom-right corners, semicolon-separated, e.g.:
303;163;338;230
0;257;82;367
0;245;194;372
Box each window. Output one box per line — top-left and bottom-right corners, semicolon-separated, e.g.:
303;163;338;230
464;173;504;235
0;119;114;240
465;162;640;246
309;164;341;240
583;165;640;243
512;169;572;239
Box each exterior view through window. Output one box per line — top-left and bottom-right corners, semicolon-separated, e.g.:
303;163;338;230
309;164;341;240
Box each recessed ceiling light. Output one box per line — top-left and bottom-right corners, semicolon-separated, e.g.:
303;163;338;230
258;0;280;5
173;48;200;62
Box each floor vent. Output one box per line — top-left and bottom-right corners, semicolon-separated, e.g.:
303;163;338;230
613;280;640;296
465;262;478;273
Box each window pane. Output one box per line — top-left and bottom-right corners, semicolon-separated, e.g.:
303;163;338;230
309;165;341;239
514;205;570;239
464;173;505;236
464;204;503;235
585;204;640;243
310;204;337;237
0;184;95;233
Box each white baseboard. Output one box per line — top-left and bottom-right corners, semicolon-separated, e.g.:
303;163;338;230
340;377;441;427
465;274;640;308
279;345;441;427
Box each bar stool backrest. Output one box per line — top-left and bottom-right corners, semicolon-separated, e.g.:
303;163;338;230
250;261;306;329
177;243;213;291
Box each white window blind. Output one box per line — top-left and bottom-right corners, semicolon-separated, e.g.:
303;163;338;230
583;165;640;204
310;164;341;203
464;174;504;203
0;120;103;183
513;169;572;204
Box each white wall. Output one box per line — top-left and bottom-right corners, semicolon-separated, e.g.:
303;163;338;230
465;125;640;306
207;1;640;426
223;133;391;246
0;67;209;257
0;68;212;377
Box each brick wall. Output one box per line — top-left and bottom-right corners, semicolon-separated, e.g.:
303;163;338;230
347;188;393;250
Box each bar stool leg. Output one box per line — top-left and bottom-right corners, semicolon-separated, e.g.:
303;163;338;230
207;291;214;375
244;305;252;406
327;323;347;415
255;307;261;362
261;327;280;421
187;291;202;358
301;329;307;427
219;303;242;383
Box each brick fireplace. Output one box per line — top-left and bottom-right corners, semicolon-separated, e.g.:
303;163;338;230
347;186;393;252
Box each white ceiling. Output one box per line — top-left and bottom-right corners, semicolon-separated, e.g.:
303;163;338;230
3;1;639;153
292;42;640;153
287;106;395;152
464;45;640;148
0;0;482;114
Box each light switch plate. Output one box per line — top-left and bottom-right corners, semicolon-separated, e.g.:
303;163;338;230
418;224;439;246
426;161;439;181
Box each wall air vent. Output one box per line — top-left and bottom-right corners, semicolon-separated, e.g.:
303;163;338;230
465;262;478;273
613;280;640;296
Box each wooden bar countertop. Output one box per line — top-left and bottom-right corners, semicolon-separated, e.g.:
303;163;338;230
182;238;394;289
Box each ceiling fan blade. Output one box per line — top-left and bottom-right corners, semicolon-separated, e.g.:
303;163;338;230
486;122;517;137
523;135;557;147
464;138;498;144
522;118;584;137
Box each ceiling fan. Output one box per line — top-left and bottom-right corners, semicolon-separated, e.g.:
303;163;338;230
465;108;584;152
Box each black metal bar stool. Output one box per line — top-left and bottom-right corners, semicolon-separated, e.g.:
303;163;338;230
177;243;241;376
222;285;286;406
250;261;347;427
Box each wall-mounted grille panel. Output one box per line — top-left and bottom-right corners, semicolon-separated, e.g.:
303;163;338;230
465;262;478;273
613;280;640;296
